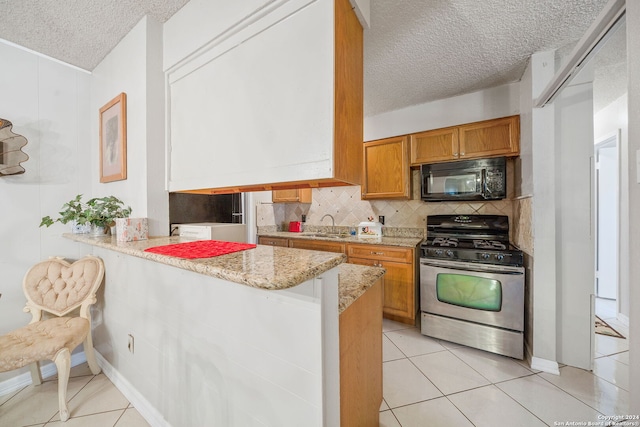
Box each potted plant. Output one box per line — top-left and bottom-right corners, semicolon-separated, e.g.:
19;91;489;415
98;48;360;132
40;194;132;235
84;196;132;234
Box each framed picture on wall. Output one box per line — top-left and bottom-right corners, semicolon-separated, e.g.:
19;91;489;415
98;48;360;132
99;93;127;183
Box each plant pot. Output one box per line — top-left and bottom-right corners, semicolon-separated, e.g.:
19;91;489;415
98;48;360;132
71;221;91;234
90;224;109;236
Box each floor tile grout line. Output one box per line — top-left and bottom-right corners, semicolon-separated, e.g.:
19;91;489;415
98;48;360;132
111;407;129;427
42;408;129;426
0;385;27;408
534;371;609;417
488;381;554;426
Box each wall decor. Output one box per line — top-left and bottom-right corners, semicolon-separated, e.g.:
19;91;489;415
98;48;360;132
99;93;127;183
0;118;29;176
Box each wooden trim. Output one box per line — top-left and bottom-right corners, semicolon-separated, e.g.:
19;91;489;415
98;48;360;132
339;279;382;426
333;0;363;185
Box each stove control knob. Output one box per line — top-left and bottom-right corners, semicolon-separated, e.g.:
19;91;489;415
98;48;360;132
495;254;505;261
481;253;490;260
435;249;444;256
446;250;454;257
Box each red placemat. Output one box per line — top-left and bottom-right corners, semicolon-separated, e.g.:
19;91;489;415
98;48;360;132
144;240;257;259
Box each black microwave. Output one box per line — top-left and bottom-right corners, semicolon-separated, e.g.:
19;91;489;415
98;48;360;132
421;157;506;202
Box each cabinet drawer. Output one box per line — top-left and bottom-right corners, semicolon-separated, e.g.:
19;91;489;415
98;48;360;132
258;237;289;247
347;244;412;263
289;239;346;254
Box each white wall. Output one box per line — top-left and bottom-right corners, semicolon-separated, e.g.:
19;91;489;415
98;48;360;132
91;17;168;236
626;0;640;414
594;94;629;319
364;82;520;141
0;42;91;382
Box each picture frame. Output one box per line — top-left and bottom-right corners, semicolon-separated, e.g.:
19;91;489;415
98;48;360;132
99;93;127;183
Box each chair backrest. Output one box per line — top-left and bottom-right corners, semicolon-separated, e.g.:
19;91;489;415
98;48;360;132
22;255;105;320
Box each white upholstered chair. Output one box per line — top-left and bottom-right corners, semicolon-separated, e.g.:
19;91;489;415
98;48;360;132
0;255;105;421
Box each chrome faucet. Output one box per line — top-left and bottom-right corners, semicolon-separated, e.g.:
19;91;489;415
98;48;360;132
321;214;335;234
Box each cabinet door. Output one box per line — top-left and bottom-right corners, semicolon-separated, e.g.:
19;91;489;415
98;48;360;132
410;127;459;164
362;136;410;200
289;239;346;254
272;188;312;203
258;237;289;247
458;115;520;159
348;257;415;322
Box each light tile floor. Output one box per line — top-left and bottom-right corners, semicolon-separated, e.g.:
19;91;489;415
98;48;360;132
0;363;149;427
0;303;629;427
380;313;630;427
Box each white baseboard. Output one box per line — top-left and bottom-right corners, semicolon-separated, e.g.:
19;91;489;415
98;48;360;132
524;340;560;375
0;352;87;397
530;356;561;375
95;351;169;427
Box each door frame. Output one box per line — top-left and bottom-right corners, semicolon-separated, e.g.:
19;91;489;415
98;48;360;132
594;131;621;311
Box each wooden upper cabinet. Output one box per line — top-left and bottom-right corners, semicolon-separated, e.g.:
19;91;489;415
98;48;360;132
362;136;411;200
409;115;520;165
272;189;312;203
459;115;520;159
410;127;459;164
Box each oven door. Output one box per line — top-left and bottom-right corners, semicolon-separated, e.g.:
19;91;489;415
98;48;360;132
420;258;524;332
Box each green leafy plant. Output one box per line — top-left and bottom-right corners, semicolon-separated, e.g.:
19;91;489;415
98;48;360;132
40;194;132;230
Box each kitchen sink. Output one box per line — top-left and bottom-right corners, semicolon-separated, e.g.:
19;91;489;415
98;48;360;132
302;233;350;239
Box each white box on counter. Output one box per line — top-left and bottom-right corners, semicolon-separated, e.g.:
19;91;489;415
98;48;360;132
115;218;149;242
357;221;382;238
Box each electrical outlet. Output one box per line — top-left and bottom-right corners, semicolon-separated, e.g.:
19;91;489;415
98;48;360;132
127;334;134;354
301;214;306;222
378;215;385;225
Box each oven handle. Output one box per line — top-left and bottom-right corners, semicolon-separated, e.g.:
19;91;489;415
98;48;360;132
420;260;524;275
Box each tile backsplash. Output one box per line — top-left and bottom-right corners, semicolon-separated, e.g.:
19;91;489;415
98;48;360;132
258;166;517;235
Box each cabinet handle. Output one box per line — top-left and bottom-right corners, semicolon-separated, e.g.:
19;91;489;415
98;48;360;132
460;152;465;156
371;251;384;255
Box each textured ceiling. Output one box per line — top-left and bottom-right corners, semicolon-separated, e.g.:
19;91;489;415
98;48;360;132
364;0;610;115
0;0;617;116
0;0;189;71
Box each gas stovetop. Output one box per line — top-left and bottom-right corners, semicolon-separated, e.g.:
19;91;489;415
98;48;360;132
421;215;524;267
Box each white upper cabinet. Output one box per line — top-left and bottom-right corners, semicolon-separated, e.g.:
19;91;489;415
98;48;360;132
164;0;363;193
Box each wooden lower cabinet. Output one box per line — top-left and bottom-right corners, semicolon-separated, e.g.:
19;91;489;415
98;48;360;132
288;239;346;253
257;236;289;247
258;236;418;324
348;244;417;325
340;278;383;426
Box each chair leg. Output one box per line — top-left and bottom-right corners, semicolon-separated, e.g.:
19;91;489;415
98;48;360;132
29;361;42;386
83;333;101;375
54;348;71;422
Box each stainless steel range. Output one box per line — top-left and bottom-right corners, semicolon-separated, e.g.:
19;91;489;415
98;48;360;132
420;215;525;359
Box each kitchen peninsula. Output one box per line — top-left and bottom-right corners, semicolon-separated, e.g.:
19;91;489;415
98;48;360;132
64;234;384;427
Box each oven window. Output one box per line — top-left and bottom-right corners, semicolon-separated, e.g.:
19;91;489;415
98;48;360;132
435;273;502;311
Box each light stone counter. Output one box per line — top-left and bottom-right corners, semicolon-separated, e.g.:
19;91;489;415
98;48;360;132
64;233;385;313
258;231;423;248
338;263;385;313
64;233;345;291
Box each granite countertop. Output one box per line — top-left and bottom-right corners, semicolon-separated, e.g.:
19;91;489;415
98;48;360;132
259;231;423;248
338;263;385;313
64;234;385;313
64;234;345;291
